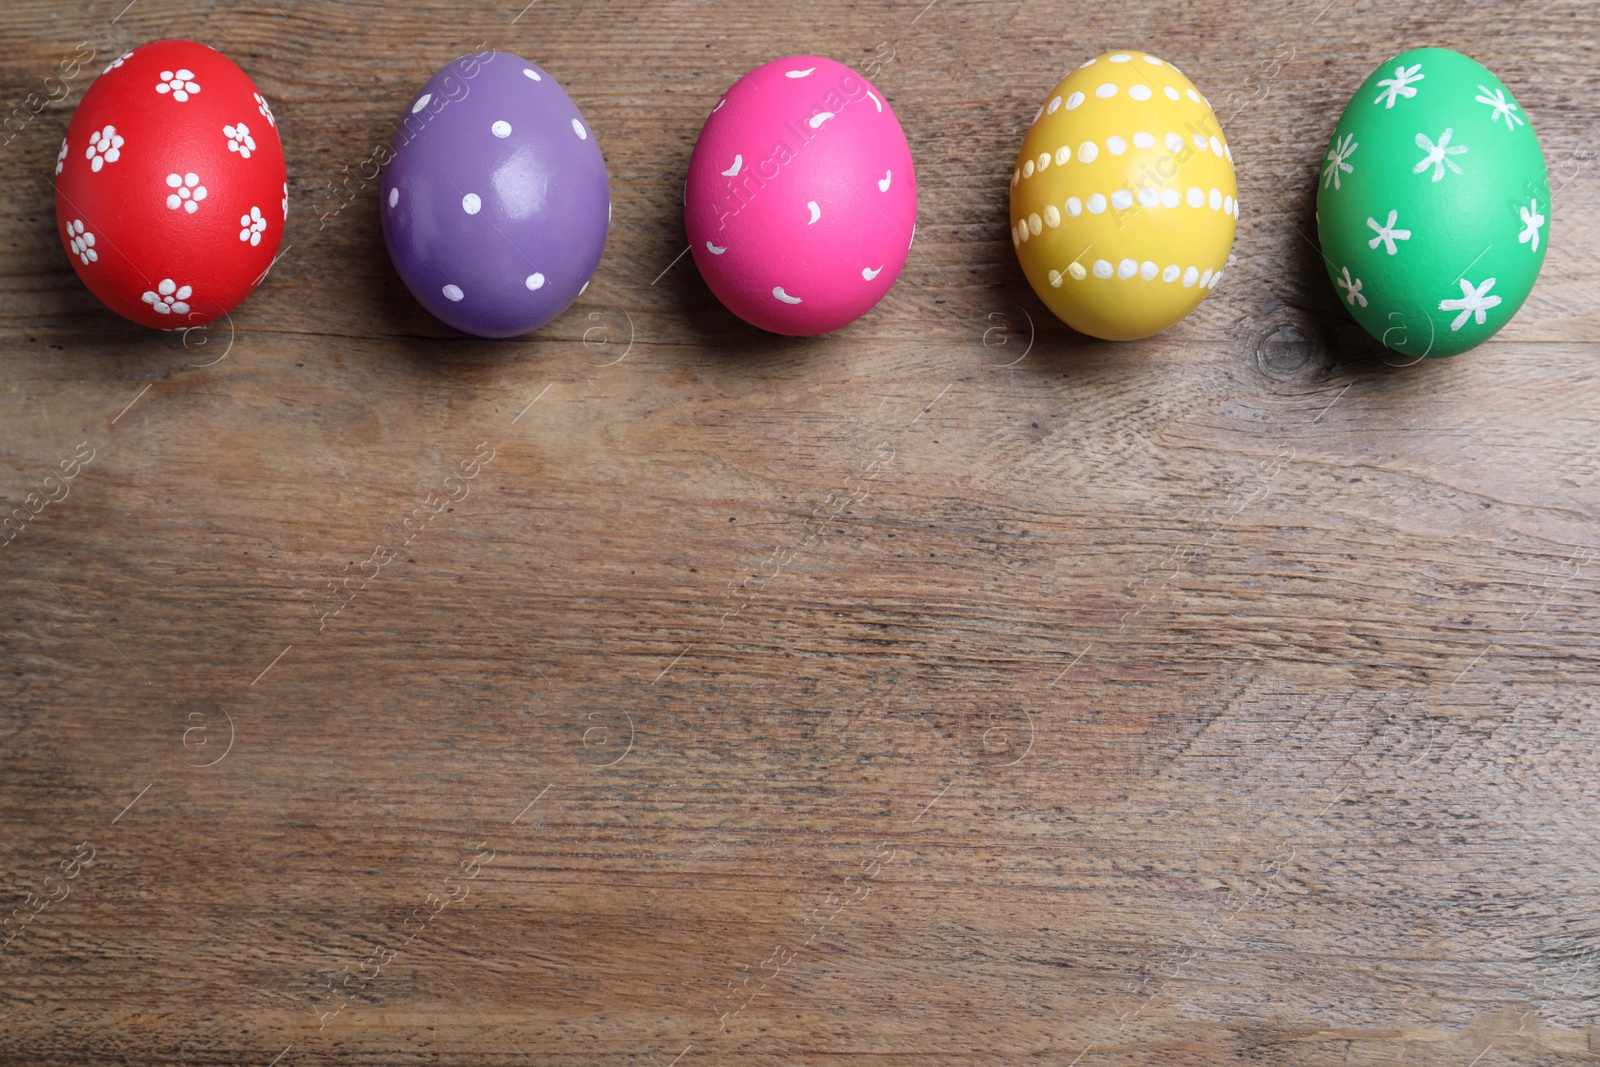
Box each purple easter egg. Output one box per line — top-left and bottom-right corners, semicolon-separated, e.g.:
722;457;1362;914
380;51;609;338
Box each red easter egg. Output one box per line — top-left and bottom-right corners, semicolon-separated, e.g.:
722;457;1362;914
54;40;286;328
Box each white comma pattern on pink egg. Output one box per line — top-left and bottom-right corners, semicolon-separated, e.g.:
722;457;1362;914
772;287;802;304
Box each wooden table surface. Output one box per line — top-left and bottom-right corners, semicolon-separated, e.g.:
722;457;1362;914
4;1;1598;1063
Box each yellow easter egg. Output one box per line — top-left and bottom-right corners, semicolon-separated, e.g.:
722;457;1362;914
1010;51;1238;340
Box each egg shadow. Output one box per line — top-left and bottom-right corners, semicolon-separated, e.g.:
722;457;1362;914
348;197;572;389
658;236;895;376
1289;166;1467;387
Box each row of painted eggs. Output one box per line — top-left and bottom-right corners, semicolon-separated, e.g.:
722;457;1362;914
54;40;1549;359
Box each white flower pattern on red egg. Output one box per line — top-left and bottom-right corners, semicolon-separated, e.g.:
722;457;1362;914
55;137;68;176
104;50;133;74
254;92;276;127
65;219;97;265
142;279;192;316
85;125;123;172
224;123;257;159
239;206;267;246
165;172;208;213
156;68;200;102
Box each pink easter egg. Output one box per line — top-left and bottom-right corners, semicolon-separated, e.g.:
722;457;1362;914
684;56;916;336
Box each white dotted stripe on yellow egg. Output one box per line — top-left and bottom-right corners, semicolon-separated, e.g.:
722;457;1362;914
1016;131;1234;179
1010;188;1239;244
1060;57;1208;95
1038;84;1200;111
1041;262;1225;290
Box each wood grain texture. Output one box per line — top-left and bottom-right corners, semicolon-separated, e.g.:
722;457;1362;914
2;1;1599;1064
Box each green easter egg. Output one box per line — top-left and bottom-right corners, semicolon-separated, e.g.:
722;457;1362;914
1316;48;1549;358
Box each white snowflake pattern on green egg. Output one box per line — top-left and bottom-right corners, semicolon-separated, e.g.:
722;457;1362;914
1316;48;1548;358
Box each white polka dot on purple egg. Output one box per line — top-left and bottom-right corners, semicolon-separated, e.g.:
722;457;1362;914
571;118;587;140
442;284;464;301
492;120;511;138
525;273;544;290
462;193;481;214
522;68;541;81
389;188;398;208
